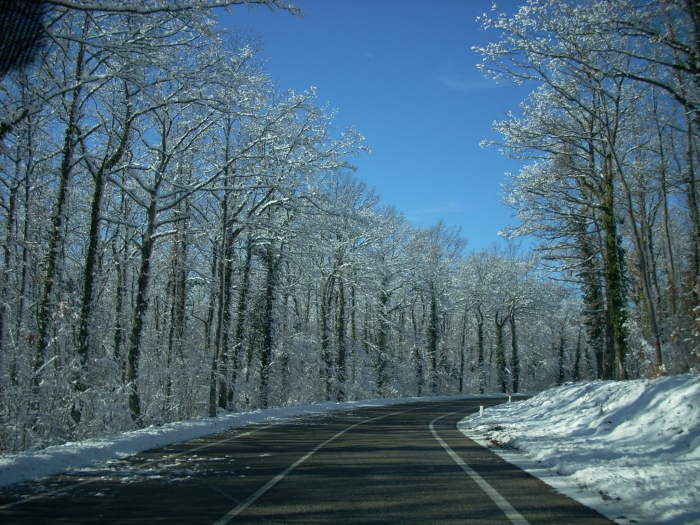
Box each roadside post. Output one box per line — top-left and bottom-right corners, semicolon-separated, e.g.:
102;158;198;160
479;401;484;417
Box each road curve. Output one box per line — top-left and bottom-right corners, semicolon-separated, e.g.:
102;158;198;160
0;399;613;524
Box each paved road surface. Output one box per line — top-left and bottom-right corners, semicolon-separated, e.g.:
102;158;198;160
0;398;613;524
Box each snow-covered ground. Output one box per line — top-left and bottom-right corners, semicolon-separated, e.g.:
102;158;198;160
459;375;700;525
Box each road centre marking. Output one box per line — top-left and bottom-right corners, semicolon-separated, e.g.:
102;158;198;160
430;410;531;525
213;408;413;524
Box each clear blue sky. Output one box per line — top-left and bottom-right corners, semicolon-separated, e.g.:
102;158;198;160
218;0;529;250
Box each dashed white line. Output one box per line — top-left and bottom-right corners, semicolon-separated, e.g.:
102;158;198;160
212;408;412;524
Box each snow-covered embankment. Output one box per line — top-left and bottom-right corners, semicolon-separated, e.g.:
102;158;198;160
458;375;700;525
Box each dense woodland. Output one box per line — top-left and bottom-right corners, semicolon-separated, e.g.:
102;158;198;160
0;0;698;452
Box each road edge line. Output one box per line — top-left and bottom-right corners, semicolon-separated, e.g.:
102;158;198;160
429;412;531;525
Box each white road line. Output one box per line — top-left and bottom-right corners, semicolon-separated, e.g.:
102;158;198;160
0;424;274;511
213;408;412;524
430;410;531;525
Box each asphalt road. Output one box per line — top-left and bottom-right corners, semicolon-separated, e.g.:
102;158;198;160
0;398;614;524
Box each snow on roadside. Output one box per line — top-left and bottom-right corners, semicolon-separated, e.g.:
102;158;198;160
458;375;700;525
0;393;487;489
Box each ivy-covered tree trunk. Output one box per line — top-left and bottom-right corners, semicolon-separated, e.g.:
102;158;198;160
35;38;86;382
216;228;234;411
231;239;252;407
126;177;162;426
216;138;245;412
576;218;606;379
207;241;220;418
74;88;132;423
601;153;628;380
556;331;566;385
609;145;663;372
683;112;700;306
258;246;277;409
573;327;582;382
165;207;187;416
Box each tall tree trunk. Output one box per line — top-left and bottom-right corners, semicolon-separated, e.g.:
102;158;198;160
113;254;126;383
35;38;86;379
459;303;469;394
215;145;240;411
336;277;346;401
258;246;277;409
573;327;582;382
0;179;20;358
230;238;252;408
683;111;700;303
375;282;388;396
475;304;485;395
556;331;566;385
639;190;664;342
580;139;607;379
427;288;439;395
601;153;628;380
509;310;519;393
216;234;233;411
410;296;423;396
494;311;508;393
74;92;132;424
609;147;662;372
208;241;220;418
77;92;132;374
653;96;678;316
349;284;357;384
165;209;187;416
126;181;160;426
205;243;218;354
14;164;32;353
320;276;334;401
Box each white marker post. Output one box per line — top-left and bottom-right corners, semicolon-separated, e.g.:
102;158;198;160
508;392;512;403
479;401;484;417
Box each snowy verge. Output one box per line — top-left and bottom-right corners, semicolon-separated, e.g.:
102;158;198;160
458;375;700;525
0;393;494;489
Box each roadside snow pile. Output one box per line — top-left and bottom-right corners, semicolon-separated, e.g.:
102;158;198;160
459;375;700;525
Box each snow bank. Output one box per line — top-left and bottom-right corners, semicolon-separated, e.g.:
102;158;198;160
458;375;700;525
0;394;485;489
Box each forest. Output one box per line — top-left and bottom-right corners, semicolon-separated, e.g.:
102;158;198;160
0;0;698;452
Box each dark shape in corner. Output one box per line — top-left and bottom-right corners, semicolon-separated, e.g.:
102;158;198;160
0;0;48;78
